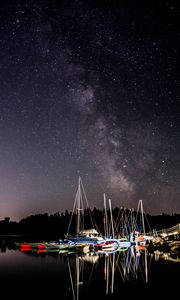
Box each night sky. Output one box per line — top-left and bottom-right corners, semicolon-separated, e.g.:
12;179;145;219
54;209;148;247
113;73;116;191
0;0;179;221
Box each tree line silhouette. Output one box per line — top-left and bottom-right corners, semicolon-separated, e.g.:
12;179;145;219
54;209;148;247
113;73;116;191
0;208;179;240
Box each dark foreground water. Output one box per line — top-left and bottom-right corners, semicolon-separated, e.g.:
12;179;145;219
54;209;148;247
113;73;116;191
0;239;179;298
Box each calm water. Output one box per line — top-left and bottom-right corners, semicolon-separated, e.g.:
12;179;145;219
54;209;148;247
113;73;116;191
0;240;179;298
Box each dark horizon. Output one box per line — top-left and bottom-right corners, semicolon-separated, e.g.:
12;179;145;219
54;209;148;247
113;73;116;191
1;206;179;234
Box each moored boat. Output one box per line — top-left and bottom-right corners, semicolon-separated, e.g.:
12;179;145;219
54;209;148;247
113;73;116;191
94;238;119;251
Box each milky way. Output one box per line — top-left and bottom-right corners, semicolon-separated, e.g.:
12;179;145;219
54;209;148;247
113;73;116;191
0;0;179;220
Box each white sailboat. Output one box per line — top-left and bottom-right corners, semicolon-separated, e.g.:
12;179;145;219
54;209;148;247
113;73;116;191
95;195;120;252
130;200;153;245
65;176;104;247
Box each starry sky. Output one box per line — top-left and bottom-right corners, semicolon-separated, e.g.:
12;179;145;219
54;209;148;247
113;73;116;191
0;0;179;221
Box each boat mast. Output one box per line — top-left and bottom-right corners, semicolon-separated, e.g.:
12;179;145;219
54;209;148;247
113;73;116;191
109;198;115;239
76;176;84;235
104;193;109;238
137;200;145;235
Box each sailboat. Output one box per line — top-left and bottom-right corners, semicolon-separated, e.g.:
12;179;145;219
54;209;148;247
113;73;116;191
130;200;153;246
95;195;120;253
65;176;104;249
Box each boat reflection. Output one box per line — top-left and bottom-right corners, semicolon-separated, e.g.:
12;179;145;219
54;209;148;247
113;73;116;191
66;245;151;300
4;239;179;299
67;251;99;300
102;245;149;296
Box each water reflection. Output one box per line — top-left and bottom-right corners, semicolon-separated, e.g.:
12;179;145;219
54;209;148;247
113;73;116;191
102;246;150;296
14;246;150;299
64;246;150;300
0;239;179;298
154;249;180;262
